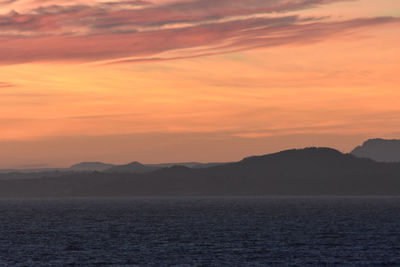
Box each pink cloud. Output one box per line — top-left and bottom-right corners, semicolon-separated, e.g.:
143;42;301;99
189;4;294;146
0;0;398;64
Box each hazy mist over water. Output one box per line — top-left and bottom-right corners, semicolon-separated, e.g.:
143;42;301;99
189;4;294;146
1;197;400;265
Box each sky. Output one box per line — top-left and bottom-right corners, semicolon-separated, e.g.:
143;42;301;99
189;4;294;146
0;0;399;168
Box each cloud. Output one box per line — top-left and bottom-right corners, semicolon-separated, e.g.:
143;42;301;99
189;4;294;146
0;0;398;64
0;0;17;5
0;0;346;35
0;82;13;87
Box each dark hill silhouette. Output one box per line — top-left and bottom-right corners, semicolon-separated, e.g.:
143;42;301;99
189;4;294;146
145;162;227;169
1;147;400;197
0;161;226;176
105;161;160;173
104;161;226;173
69;162;115;171
351;138;400;162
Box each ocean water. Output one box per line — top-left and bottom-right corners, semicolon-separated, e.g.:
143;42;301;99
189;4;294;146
1;197;400;266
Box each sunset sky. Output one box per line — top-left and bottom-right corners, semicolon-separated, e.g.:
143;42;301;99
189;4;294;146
0;0;399;168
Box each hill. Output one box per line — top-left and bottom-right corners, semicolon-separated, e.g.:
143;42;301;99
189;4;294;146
1;147;400;197
104;161;227;173
69;162;116;171
351;138;400;162
104;161;160;173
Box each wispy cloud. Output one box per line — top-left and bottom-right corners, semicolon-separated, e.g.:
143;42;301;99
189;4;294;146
0;0;398;64
0;81;13;87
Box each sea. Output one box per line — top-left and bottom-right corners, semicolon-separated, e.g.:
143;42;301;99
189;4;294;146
1;197;400;266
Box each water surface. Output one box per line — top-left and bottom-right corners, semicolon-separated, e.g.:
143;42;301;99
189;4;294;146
1;197;400;265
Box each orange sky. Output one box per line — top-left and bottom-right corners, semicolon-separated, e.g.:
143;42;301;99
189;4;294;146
0;0;399;168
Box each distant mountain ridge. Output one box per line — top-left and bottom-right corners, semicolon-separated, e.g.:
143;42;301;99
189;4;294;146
5;137;400;174
105;161;228;173
351;138;400;162
70;162;116;171
1;147;400;197
0;161;227;174
105;161;159;173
